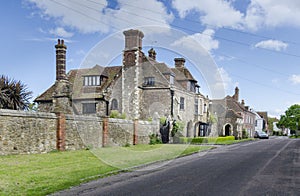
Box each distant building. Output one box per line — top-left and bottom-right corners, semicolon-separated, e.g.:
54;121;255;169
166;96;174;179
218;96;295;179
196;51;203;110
253;111;268;133
211;87;256;138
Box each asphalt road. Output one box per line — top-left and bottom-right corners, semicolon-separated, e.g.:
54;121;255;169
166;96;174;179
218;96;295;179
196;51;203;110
54;137;300;196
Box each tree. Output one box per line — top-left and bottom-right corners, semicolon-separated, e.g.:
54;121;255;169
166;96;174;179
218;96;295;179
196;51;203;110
277;104;300;131
0;75;32;110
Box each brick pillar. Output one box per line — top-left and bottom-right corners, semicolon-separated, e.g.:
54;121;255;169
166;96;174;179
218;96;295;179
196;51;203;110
133;119;138;145
56;113;66;151
102;117;109;147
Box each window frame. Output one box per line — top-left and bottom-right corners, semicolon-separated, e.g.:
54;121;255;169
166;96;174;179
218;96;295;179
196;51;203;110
144;77;155;86
194;98;199;115
111;99;118;110
82;103;97;114
83;75;102;86
180;97;185;110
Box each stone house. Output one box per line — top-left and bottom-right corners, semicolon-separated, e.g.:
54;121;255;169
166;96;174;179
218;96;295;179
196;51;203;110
35;29;210;137
211;87;256;138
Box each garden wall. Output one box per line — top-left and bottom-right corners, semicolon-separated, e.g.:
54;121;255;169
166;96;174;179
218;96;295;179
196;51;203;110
0;109;159;155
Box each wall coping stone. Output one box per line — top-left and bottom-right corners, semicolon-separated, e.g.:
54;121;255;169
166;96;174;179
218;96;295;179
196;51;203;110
0;109;57;119
65;114;103;122
109;118;133;124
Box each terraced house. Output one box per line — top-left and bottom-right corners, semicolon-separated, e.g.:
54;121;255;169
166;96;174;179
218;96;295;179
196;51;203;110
35;29;211;137
211;87;256;138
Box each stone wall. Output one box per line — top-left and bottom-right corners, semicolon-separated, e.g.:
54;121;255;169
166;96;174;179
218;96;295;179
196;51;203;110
0;109;159;155
65;115;103;150
0;109;57;155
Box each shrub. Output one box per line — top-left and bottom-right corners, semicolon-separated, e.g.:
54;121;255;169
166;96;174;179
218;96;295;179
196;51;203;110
216;136;235;142
179;136;235;144
110;110;126;119
242;129;248;139
179;137;192;144
149;134;162;145
160;116;167;126
124;143;131;147
171;120;184;137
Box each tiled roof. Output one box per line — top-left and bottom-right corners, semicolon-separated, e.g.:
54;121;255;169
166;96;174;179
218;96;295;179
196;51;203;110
172;67;197;82
35;65;122;102
34;84;56;102
257;111;268;120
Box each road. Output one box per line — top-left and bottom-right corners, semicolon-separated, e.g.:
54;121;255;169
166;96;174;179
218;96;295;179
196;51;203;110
54;137;300;196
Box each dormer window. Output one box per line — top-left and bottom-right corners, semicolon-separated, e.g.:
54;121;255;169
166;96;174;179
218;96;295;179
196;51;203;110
84;75;101;86
170;75;174;85
144;77;155;86
190;81;196;92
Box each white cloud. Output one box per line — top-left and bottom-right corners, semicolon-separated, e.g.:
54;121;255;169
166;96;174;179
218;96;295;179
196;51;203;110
26;0;173;35
289;74;300;85
172;0;300;31
213;67;237;95
172;0;244;28
254;39;288;51
245;0;300;30
171;29;219;53
49;27;74;38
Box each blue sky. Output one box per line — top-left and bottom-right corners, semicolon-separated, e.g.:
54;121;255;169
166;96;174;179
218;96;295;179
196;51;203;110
1;0;300;118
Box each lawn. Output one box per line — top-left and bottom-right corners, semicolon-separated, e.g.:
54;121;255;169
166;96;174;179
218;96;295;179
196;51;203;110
0;144;213;196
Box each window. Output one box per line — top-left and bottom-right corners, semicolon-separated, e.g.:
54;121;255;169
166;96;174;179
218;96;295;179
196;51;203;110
195;98;199;115
111;99;118;110
82;103;96;114
84;76;101;86
180;97;185;110
170;75;174;85
144;77;155;86
199;99;203;114
190;82;195;92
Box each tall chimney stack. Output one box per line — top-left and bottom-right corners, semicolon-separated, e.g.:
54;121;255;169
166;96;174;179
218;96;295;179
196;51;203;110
174;58;185;68
55;39;67;81
123;29;144;51
233;86;239;101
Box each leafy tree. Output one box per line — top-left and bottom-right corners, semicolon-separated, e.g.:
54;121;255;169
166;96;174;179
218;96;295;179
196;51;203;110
277;104;300;131
268;117;278;131
0;75;32;110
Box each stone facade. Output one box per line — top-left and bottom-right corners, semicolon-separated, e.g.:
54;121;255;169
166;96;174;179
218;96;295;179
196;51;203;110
0;109;158;155
211;87;256;138
35;29;211;139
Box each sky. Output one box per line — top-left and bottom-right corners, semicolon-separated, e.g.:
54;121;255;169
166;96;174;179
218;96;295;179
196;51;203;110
0;0;300;118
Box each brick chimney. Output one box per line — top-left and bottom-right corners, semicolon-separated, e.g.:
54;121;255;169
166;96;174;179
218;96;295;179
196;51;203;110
241;99;245;106
55;39;67;81
233;86;239;102
174;58;185;68
123;29;144;51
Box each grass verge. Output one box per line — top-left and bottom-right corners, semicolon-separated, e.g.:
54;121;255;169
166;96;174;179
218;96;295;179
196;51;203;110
0;144;213;196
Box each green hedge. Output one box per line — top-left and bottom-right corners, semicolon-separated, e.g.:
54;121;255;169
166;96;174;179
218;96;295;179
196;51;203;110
179;136;235;144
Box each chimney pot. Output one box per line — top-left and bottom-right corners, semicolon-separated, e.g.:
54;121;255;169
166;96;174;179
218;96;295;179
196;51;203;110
174;57;185;68
148;48;156;60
